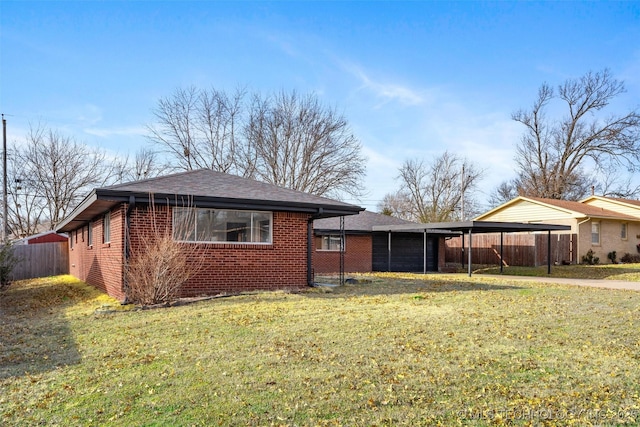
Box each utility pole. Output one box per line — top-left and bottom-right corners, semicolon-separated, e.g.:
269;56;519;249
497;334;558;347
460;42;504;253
2;114;7;242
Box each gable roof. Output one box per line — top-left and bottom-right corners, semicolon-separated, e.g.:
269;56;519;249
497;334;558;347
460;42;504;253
57;169;363;232
475;196;639;222
580;195;640;218
314;210;417;233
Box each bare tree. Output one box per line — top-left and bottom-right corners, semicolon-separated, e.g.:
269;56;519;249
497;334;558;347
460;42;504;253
244;91;366;198
488;180;519;208
512;69;640;200
7;152;45;238
385;151;483;223
10;124;123;233
147;87;367;198
147;86;247;176
377;192;413;219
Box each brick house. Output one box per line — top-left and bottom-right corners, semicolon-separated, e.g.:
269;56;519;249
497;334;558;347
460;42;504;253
313;211;449;273
56;169;363;301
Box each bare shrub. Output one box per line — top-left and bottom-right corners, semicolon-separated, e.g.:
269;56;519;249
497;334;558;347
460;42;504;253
125;198;203;306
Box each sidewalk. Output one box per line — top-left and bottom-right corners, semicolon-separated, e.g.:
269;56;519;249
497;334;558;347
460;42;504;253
478;274;640;291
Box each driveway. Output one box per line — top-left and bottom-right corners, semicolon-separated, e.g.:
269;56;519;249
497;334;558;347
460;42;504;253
480;274;640;292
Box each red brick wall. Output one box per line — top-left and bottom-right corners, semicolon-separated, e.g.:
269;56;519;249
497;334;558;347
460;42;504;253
313;234;372;274
70;203;314;300
68;206;126;301
128;205;312;297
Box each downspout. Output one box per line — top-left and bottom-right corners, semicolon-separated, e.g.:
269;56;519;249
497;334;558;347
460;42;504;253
576;217;591;264
122;195;136;302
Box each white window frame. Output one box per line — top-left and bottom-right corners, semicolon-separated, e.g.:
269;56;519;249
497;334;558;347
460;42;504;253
173;207;272;244
319;234;345;252
621;223;628;240
103;212;111;244
87;222;93;247
591;221;600;246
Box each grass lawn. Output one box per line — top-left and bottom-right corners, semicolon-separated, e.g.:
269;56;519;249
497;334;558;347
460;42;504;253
2;274;640;426
474;263;640;281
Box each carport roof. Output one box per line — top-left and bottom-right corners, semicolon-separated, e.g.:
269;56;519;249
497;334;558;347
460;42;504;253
372;220;571;234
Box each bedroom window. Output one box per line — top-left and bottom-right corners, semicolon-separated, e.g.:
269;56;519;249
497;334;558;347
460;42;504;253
591;222;600;245
320;235;344;251
103;212;111;243
173;207;272;244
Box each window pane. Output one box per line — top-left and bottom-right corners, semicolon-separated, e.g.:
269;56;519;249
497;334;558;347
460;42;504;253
225;211;250;242
621;224;627;239
196;209;217;241
591;222;600;245
322;235;343;251
252;212;271;243
173;208;196;241
103;213;110;243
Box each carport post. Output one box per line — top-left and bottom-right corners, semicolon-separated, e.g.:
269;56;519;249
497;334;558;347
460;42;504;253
500;232;504;274
387;231;392;272
547;230;552;274
467;228;472;277
423;229;427;274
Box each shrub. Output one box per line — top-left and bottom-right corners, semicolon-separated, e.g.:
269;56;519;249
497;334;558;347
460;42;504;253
0;242;19;291
607;251;617;264
621;252;640;263
125;199;204;306
582;249;600;265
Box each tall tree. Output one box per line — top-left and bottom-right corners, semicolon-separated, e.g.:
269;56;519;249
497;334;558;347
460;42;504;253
511;69;640;200
380;151;483;223
147;87;366;198
8;125;123;236
244;90;366;198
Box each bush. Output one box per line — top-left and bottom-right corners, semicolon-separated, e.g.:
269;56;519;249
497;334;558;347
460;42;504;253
0;243;19;291
124;200;204;306
607;251;618;264
582;249;600;265
620;253;640;263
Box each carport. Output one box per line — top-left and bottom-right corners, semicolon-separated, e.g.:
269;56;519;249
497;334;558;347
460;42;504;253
372;221;571;276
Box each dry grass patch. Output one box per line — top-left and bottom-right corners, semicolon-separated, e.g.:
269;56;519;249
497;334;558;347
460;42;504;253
1;274;640;426
474;263;640;281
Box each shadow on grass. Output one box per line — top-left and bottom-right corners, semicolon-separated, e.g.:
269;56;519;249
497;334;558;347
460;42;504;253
0;277;97;380
308;275;526;298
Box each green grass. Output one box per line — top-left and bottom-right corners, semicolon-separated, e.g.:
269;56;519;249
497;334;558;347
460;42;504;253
474;263;640;281
2;274;640;426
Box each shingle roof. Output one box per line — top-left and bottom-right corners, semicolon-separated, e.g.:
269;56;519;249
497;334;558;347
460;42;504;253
57;169;363;232
103;169;360;209
314;210;417;232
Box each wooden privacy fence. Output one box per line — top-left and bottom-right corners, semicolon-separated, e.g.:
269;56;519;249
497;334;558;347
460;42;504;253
10;241;69;281
445;233;577;267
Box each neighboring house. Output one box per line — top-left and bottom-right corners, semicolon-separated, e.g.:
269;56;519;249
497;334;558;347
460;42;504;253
475;196;640;263
14;230;68;245
313;211;449;273
56;169;363;301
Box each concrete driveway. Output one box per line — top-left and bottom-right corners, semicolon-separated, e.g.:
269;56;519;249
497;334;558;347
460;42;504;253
480;274;640;291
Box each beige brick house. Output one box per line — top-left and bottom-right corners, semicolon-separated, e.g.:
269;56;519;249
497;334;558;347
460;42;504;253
475;196;640;264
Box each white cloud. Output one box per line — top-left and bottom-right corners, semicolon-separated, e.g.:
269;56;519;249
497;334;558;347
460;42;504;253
83;126;148;138
341;61;427;107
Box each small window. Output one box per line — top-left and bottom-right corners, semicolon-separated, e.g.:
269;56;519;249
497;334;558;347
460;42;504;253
87;222;93;246
103;212;111;243
320;235;344;251
621;223;628;240
591;222;600;245
70;232;74;249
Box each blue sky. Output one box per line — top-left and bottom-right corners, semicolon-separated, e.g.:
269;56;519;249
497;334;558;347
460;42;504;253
1;1;639;211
